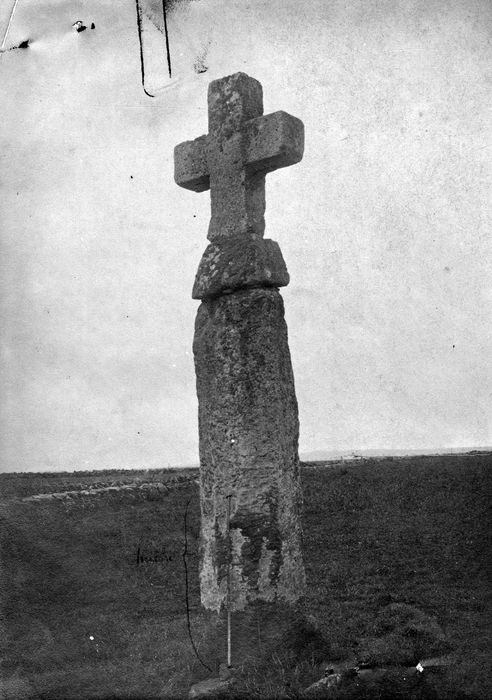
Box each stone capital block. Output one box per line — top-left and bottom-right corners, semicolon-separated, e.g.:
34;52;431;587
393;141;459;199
192;237;290;300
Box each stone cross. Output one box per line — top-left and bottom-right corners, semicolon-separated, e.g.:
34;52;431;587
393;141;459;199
174;73;306;662
174;72;304;242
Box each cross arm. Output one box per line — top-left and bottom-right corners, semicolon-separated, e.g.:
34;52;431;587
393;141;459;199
174;134;210;192
245;111;304;176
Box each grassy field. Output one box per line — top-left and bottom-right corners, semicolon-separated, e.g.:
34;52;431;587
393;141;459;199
0;453;490;699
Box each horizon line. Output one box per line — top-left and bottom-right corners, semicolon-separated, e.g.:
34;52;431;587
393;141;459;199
1;446;491;474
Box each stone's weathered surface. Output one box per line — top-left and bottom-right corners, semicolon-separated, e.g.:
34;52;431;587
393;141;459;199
192;237;289;299
193;287;305;612
174;72;304;242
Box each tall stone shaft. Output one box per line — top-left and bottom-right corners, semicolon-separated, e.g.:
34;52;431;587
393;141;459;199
194;287;305;612
174;72;305;615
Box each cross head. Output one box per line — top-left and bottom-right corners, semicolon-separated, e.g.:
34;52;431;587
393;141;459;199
174;72;304;242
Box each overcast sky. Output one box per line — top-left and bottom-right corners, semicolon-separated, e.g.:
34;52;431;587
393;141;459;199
1;0;491;472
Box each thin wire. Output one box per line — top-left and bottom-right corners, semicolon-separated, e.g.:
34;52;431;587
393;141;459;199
226;494;232;666
162;0;172;78
1;0;20;52
134;0;155;97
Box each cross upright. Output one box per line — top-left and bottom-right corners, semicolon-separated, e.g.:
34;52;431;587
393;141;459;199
174;72;304;242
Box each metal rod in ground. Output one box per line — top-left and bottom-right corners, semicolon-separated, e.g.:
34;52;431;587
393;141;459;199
227;610;231;667
226;494;232;666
